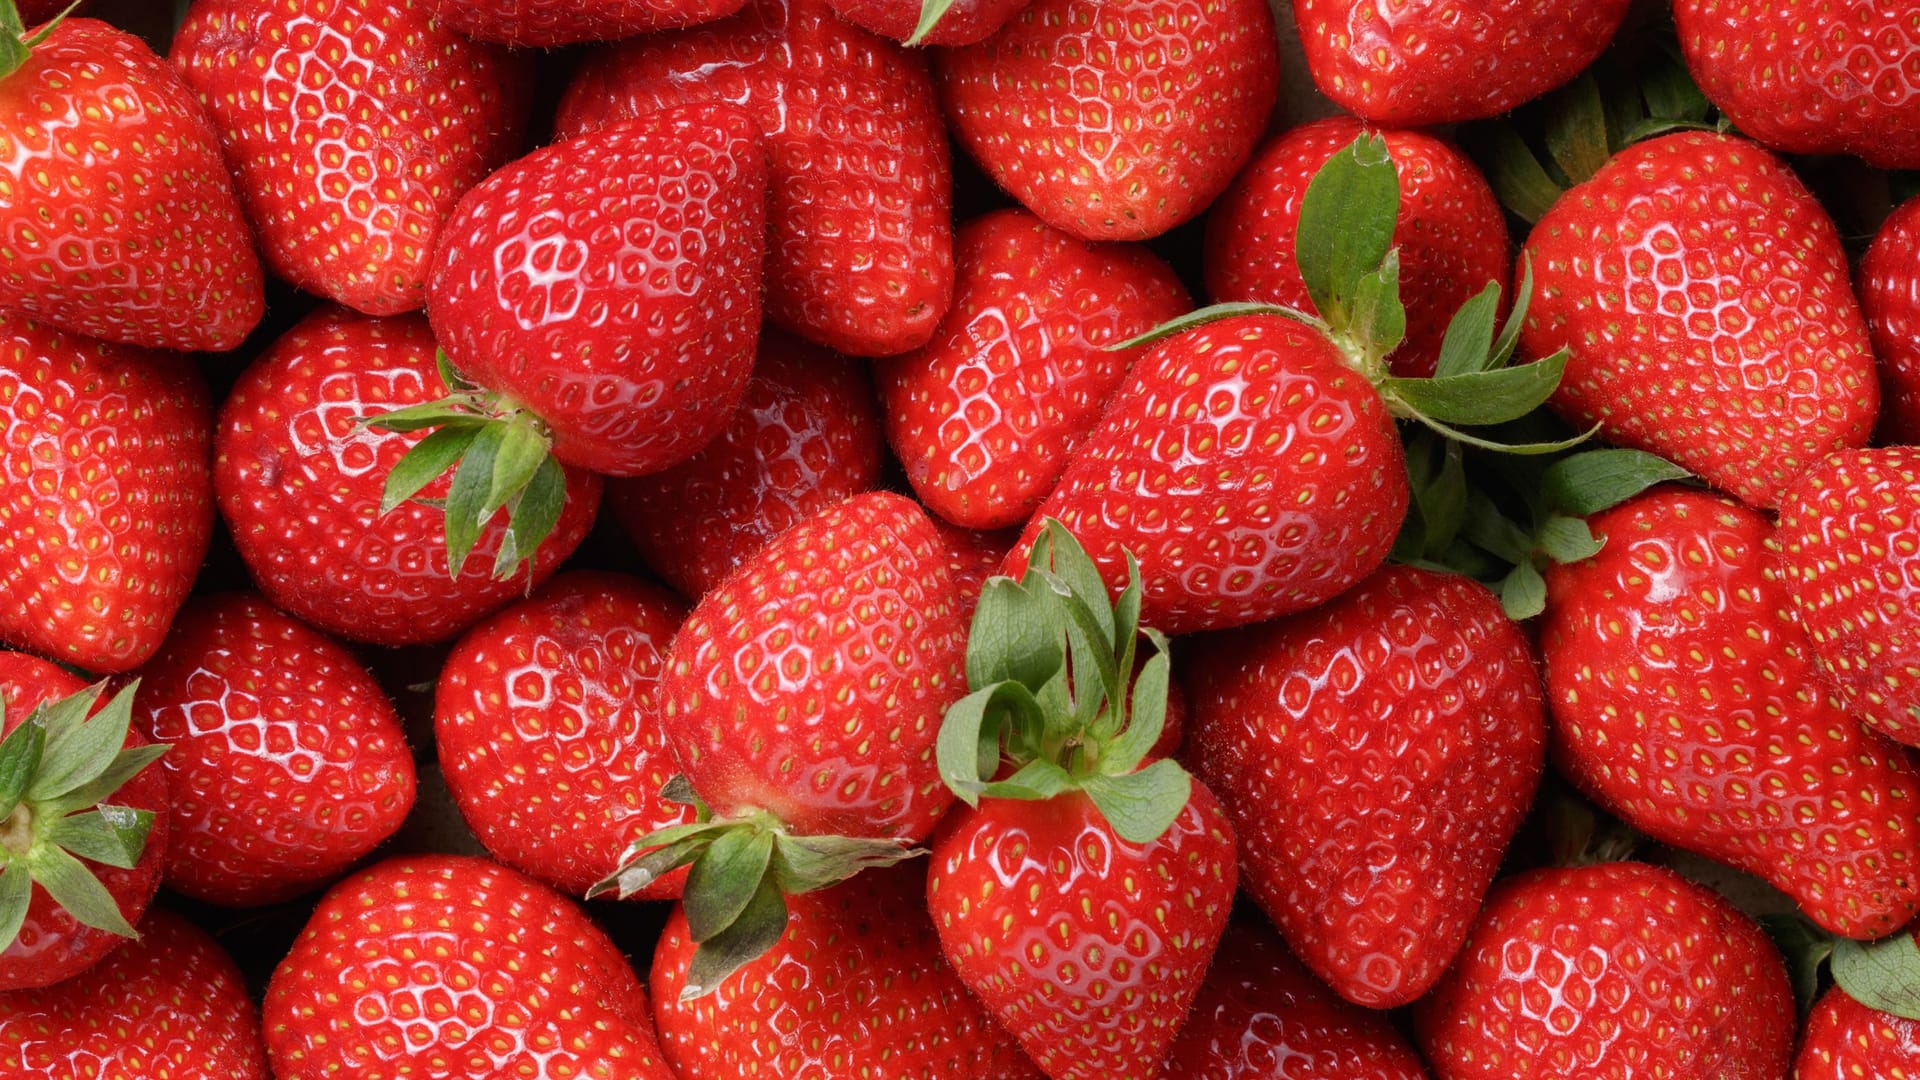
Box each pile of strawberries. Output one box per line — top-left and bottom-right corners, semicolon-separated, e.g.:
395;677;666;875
2;0;1920;1076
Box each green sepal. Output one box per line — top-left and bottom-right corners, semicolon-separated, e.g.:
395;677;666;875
442;419;506;579
1100;642;1169;777
0;706;46;820
966;577;1065;693
1499;560;1549;622
26;844;135;937
681;873;787;1001
767;833;920;895
1535;515;1603;565
659;774;711;815
973;758;1076;802
48;743;169;816
1394;434;1468;562
1543;73;1611;186
1037;520;1115;645
1761;913;1836;1019
904;0;957;45
1491;254;1537;370
1540;449;1692;517
0;864;27;955
1833;933;1920;1021
29;681;142;804
42;805;153;870
380;426;482;515
1470;123;1566;225
1347;249;1408;368
1108;302;1323;353
683;828;774;943
0;0;81;81
1082;759;1191;845
1379;351;1569;429
937;680;1047;801
1433;281;1503;379
1296;133;1400;345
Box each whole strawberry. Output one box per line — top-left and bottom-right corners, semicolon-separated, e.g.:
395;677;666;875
422;0;747;45
0;314;211;673
1862;195;1920;443
0;3;262;351
1796;984;1920;1078
172;0;533;316
134;593;416;907
824;0;1030;45
937;0;1278;242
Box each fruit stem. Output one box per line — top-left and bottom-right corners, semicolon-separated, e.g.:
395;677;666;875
0;803;32;856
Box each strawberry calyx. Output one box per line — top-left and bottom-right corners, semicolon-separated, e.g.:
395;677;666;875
1761;911;1920;1024
906;0;958;45
0;0;79;80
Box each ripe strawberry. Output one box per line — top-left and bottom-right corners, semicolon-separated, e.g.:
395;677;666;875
1523;131;1877;510
1542;487;1920;939
1796;984;1920;1078
264;854;674;1079
936;0;1279;242
823;0;1030;45
436;571;693;899
1206;117;1509;379
172;0;533;317
555;0;951;358
1293;0;1631;127
1861;198;1920;443
421;0;747;45
1414;861;1794;1078
0;314;212;673
133;592;416;907
651;862;1039;1079
0;907;268;1079
932;519;1017;619
214;306;600;647
608;329;884;599
0;5;262;352
878;208;1190;531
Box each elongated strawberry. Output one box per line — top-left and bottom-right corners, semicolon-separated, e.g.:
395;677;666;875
878;209;1189;530
0;314;211;673
422;0;747;45
1796;984;1920;1078
1862;195;1920;443
824;0;1029;46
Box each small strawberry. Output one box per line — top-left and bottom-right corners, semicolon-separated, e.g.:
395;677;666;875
0;313;212;673
936;0;1279;242
264;854;674;1079
172;0;533;316
931;519;1017;620
421;0;748;45
609;329;885;599
436;571;693;899
133;592;416;907
0;3;263;351
824;0;1031;46
1862;195;1920;443
877;208;1190;530
1796;984;1920;1078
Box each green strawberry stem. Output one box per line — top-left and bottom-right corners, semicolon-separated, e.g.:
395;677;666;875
0;0;80;79
906;0;958;45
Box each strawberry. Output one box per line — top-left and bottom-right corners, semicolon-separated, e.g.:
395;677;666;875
1542;487;1920;939
214;306;600;647
421;0;748;45
608;329;885;599
1861;198;1920;444
0;4;262;352
1293;0;1631;127
932;519;1017;621
132;592;416;907
1206;117;1510;379
555;0;951;358
936;0;1279;242
0;907;268;1078
877;208;1190;531
0;313;212;673
1522;130;1877;510
823;0;1031;46
172;0;533;317
436;571;694;899
264;854;674;1079
1796;984;1920;1078
651;862;1039;1079
1413;861;1794;1078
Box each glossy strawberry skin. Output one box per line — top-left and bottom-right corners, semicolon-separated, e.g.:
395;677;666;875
652;863;1040;1080
609;330;884;599
172;0;533;317
1543;488;1920;939
422;0;748;45
1205;117;1509;379
0;315;212;673
879;209;1190;530
0;18;262;352
1861;198;1920;444
1010;314;1408;637
436;572;693;900
0;908;268;1080
265;855;673;1079
1413;862;1793;1079
214;306;600;648
557;0;951;358
661;492;968;842
1523;131;1877;510
927;786;1236;1080
1183;566;1545;1009
937;0;1279;242
133;593;416;908
823;0;1030;45
1795;982;1920;1079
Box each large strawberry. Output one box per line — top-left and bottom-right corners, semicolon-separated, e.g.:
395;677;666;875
555;0;951;358
0;3;262;351
171;0;532;316
823;0;1030;46
1523;130;1877;510
1796;983;1920;1078
133;592;416;907
936;0;1278;242
1862;195;1920;443
0;313;211;673
422;0;747;45
214;306;600;647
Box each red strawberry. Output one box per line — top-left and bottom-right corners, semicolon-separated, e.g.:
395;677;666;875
133;592;417;907
214;305;600;647
931;519;1017;619
0;7;262;351
936;0;1279;242
171;0;533;316
1183;565;1546;1008
878;208;1190;530
422;0;747;45
1523;131;1877;510
1413;861;1794;1079
1796;983;1920;1078
608;329;884;599
1542;487;1920;939
555;0;951;358
1206;117;1509;379
0;907;268;1078
0;313;212;673
264;854;674;1079
436;571;693;899
823;0;1030;45
1863;196;1920;443
1293;0;1631;127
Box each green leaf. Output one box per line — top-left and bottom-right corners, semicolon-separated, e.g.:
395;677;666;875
486;414;549;520
1101;648;1169;777
683;828;775;943
1039;520;1114;646
681;873;788;1000
976;758;1076;801
1540;449;1692;517
1500;560;1548;621
380;425;482;516
435;349;477;393
0;862;25;952
44;805;153;870
2;0;80;78
1381;351;1568;428
1491;254;1537;370
1833;933;1920;1022
1108;302;1320;353
1544;74;1611;185
26;844;135;937
967;578;1065;693
904;0;957;45
47;743;168;815
587;829;720;900
360;399;485;434
1434;281;1503;378
1473;124;1565;224
937;681;1044;800
1536;515;1604;565
442;419;505;578
1347;249;1407;361
30;683;133;803
0;711;46;820
1296;134;1400;334
1081;759;1192;845
498;455;567;580
768;833;918;895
